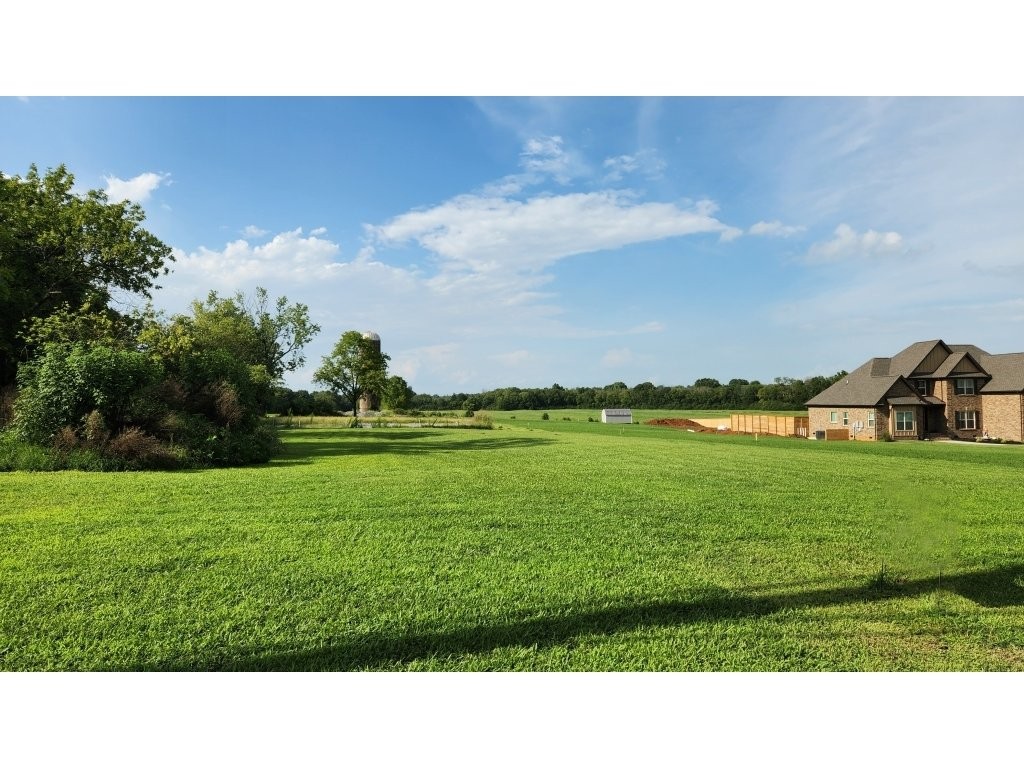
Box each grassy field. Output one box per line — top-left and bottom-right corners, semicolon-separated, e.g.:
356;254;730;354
2;413;1022;671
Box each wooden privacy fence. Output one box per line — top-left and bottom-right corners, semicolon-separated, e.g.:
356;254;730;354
731;413;809;437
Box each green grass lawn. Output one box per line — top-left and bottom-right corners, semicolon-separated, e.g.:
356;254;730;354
2;415;1022;671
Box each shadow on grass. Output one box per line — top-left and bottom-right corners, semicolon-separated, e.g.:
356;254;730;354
125;563;1024;671
267;429;556;465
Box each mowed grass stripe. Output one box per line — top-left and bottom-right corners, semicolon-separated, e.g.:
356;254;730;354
2;421;1022;670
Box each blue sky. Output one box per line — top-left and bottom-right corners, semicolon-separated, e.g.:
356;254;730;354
4;95;1024;394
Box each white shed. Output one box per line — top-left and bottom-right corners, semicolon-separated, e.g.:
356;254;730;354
601;408;633;424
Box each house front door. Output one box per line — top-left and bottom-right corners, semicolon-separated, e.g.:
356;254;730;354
925;405;946;434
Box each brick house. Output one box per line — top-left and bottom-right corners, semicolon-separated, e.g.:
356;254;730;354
806;340;1024;441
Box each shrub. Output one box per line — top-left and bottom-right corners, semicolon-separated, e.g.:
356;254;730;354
208;420;280;465
13;343;162;442
52;426;80;456
83;410;109;448
105;427;177;470
0;430;58;471
541;412;550;421
212;382;245;428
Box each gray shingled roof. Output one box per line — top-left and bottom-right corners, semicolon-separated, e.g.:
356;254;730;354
807;340;1024;407
806;367;920;407
887;396;926;405
980;352;1024;393
949;344;991;358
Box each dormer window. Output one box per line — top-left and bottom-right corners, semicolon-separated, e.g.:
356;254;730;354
914;379;929;396
955;378;976;396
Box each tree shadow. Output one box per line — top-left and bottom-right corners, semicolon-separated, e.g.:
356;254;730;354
265;429;556;465
121;563;1024;671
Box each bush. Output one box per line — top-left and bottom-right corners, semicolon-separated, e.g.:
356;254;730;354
105;427;177;470
13;343;162;443
83;410;109;448
541;412;549;421
52;426;80;456
0;430;58;471
8;337;284;471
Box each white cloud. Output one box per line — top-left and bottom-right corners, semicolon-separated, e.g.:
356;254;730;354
311;226;328;236
242;225;269;238
806;223;904;263
103;171;170;203
749;220;806;237
372;191;739;276
164;228;346;295
520;135;571;181
389;343;461;384
602;149;667;182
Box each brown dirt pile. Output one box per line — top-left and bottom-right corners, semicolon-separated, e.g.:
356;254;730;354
644;418;730;434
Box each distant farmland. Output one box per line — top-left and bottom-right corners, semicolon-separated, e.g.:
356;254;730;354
2;412;1022;671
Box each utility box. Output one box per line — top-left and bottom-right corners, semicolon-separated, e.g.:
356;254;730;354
601;409;633;424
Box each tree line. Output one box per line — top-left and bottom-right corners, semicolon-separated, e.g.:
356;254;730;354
405;374;847;414
271;372;847;417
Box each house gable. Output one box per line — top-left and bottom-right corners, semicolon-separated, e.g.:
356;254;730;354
890;340;952;377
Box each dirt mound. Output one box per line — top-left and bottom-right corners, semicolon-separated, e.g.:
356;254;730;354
645;418;730;434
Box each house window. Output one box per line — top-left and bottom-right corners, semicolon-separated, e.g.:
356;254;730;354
829;411;838;424
915;379;929;396
867;411;875;428
955;411;978;430
955;378;976;396
842;412;849;426
895;410;915;431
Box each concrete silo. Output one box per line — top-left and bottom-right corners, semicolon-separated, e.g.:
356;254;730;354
358;331;382;414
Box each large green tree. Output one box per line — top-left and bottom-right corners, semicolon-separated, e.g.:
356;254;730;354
381;374;414;411
0;165;173;386
138;288;319;385
186;288;320;382
313;331;390;422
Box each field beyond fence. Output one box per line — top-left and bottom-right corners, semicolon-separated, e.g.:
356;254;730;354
730;413;809;437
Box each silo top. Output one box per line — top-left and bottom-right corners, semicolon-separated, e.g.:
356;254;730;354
362;331;381;341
